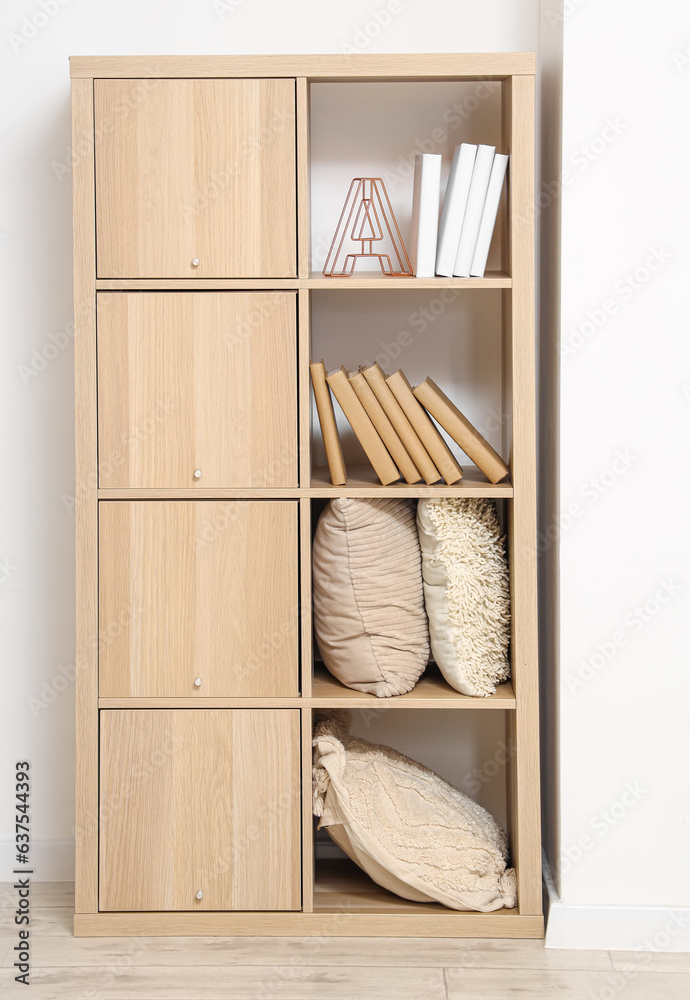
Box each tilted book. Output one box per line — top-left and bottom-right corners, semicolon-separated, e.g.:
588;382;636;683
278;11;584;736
385;370;463;486
412;377;509;484
326;366;400;486
470;153;509;278
310;360;346;486
349;371;421;484
361;362;441;485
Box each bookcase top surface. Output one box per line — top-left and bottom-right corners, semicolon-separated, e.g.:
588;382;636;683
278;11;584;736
69;52;535;79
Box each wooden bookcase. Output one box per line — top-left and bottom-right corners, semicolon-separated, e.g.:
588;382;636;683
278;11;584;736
71;53;541;938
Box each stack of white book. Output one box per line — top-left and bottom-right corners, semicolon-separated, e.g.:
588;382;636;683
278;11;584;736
408;145;509;279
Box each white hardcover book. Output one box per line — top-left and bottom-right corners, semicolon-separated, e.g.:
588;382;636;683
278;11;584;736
408;152;442;277
435;144;477;277
470;153;509;277
453;144;496;277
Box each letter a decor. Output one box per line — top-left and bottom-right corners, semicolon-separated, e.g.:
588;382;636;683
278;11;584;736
322;177;413;277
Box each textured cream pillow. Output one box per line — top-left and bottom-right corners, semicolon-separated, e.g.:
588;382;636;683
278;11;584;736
313;712;516;912
312;498;429;697
417;498;510;697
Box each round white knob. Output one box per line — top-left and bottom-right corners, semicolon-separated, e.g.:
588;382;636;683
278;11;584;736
193;677;202;688
193;469;202;479
195;890;203;900
191;258;200;267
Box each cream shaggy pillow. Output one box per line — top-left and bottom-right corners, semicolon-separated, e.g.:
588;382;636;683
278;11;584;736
313;711;516;912
312;498;429;697
417;498;510;697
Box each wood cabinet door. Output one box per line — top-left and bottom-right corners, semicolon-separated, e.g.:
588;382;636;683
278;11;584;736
94;79;296;278
99;709;301;911
97;292;298;489
98;501;299;697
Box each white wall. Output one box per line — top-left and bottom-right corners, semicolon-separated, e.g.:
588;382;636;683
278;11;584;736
0;0;540;880
544;0;690;949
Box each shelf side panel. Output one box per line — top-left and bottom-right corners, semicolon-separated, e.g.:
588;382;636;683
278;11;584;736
72;76;99;915
503;72;541;916
296;78;310;279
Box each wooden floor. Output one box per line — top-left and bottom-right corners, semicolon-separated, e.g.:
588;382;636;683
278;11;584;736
1;884;689;999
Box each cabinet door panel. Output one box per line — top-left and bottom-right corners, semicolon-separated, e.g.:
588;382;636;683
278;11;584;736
94;78;296;278
99;709;301;911
97;292;298;489
99;501;299;697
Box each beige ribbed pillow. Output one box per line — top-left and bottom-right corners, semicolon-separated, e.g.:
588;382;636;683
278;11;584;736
417;498;510;697
313;711;517;912
312;498;429;697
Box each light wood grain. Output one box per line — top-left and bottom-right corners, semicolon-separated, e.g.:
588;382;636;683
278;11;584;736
296;79;310;279
310;464;512;497
94;79;296;278
313;860;523;919
97;464;514;499
73;53;542;941
71;53;537;78
95;272;511;290
299;498;313;697
502;73;542;918
298;291;313;486
73;910;543;938
612;953;690;974
0;965;447;999
9;917;612;969
98;501;299;697
71;77;99;917
98;487;303;499
0;906;73;939
301;708;315;913
98;697;306;708
99;710;301;911
97;277;301;289
311;271;512;288
312;664;515;708
0;893;610;967
97;292;298;489
0;883;73;909
96;667;515;708
445;967;674;999
666;974;690;999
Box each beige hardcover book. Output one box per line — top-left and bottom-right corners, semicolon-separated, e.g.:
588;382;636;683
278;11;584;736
385;370;463;485
326;367;400;486
413;377;510;484
361;363;441;485
349;371;421;485
309;360;347;486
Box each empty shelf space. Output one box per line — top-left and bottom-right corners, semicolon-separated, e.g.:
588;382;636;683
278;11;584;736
311;664;515;709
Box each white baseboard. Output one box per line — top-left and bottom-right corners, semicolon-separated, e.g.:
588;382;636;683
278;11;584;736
543;851;690;952
1;840;74;882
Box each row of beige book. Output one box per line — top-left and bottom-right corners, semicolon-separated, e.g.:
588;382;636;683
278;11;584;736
310;361;509;487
